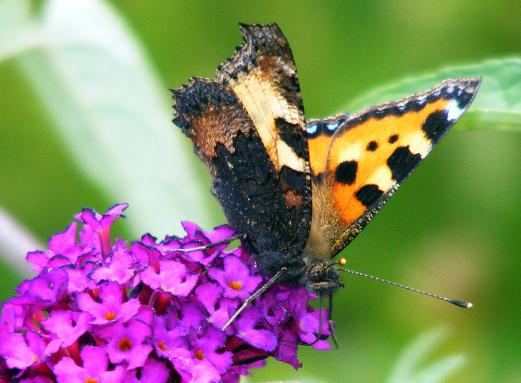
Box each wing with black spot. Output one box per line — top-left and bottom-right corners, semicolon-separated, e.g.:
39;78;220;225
172;23;312;258
306;78;480;258
306;114;349;177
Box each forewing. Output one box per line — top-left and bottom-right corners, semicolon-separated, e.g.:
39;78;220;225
306;114;349;177
172;24;311;255
304;114;350;259
308;77;480;257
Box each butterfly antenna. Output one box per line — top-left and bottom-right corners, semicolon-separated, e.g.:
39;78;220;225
337;259;472;309
327;258;345;268
222;267;288;331
174;233;246;253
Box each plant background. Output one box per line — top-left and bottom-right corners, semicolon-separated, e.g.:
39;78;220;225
1;1;520;382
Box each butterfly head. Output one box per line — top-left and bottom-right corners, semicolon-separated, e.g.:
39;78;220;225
305;258;344;295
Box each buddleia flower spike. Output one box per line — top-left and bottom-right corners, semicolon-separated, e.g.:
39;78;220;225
0;204;334;383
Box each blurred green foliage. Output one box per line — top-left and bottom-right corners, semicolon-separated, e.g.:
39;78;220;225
1;1;520;382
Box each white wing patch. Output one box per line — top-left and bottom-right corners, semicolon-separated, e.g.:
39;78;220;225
445;100;465;121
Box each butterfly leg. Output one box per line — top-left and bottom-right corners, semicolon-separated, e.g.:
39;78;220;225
222;267;288;331
174;233;246;252
328;293;340;349
128;281;143;299
294;294;336;346
302;294;326;347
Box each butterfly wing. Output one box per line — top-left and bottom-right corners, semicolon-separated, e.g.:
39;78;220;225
173;24;312;258
306;77;481;258
306;114;349;176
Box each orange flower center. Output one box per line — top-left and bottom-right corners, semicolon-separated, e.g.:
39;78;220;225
157;340;167;352
85;378;98;383
117;337;132;351
227;280;243;291
194;349;205;360
104;312;117;321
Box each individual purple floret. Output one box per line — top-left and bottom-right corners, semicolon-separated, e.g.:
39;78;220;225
0;204;333;383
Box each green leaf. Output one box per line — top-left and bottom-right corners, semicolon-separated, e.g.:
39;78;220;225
345;58;521;130
0;0;38;62
387;327;465;383
14;0;211;237
413;355;466;383
0;206;41;273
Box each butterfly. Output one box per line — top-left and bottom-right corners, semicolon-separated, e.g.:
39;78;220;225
172;23;480;329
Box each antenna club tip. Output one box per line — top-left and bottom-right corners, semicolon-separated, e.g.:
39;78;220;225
450;299;473;308
338;258;347;266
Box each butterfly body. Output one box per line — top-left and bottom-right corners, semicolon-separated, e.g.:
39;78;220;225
172;24;480;300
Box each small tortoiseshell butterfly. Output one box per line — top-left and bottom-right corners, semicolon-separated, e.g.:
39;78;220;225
172;23;480;329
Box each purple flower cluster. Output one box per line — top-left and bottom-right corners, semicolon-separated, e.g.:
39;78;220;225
0;204;332;383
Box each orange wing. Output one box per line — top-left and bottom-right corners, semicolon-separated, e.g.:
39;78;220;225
305;77;481;258
306;114;349;176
